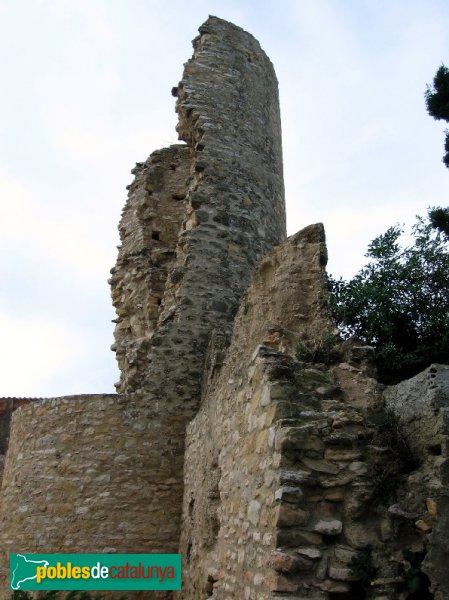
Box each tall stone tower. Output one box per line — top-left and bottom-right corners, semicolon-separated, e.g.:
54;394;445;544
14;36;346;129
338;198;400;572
111;15;285;396
109;15;286;552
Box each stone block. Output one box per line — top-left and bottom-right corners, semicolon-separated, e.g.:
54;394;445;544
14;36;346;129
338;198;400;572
247;500;261;526
415;519;432;532
266;573;299;593
276;528;322;547
275;485;304;503
275;504;310;528
268;550;302;573
279;468;315;485
302;457;340;475
275;427;322;452
328;566;357;581
317;579;351;593
314;519;343;536
324;449;362;461
295;547;322;560
426;497;437;517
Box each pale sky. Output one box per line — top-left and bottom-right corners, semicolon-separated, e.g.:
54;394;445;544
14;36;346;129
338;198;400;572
1;0;448;397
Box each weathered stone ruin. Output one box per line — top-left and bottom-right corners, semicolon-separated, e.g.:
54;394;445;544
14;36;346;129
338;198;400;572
0;15;449;600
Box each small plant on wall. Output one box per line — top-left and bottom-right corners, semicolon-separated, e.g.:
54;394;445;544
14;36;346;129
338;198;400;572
296;331;340;365
400;549;433;599
348;545;377;598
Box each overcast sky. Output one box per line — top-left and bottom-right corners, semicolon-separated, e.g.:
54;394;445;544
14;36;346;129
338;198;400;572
1;0;448;397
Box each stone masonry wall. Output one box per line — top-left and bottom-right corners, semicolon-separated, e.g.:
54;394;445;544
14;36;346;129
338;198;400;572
111;15;285;400
0;393;202;598
178;223;396;599
179;224;337;599
0;395;140;593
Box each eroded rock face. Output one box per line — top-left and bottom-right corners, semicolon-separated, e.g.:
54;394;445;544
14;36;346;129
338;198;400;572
386;365;449;600
110;145;191;392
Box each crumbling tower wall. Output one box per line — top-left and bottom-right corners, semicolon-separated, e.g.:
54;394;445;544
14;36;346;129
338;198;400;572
110;144;192;391
111;16;285;399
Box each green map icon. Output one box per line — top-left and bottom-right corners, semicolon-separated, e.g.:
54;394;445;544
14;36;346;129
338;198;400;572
10;554;49;590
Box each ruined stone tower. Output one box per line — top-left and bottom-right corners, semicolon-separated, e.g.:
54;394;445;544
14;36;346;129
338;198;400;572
1;15;449;600
111;15;285;399
0;15;286;595
108;15;286;554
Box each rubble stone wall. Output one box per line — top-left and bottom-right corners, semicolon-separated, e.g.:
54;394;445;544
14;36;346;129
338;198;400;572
110;144;191;391
179;224;338;599
180;225;449;599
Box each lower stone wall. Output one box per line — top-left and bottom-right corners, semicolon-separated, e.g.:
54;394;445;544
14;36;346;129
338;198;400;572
0;394;179;599
179;224;339;599
181;344;293;600
179;224;449;600
1;222;448;600
0;397;34;487
181;340;395;599
188;354;449;600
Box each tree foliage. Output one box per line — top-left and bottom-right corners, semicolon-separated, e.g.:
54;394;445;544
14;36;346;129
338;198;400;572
330;209;449;383
429;205;449;237
425;64;449;167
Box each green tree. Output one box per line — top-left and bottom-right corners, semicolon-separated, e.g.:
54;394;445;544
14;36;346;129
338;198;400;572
330;209;449;383
429;205;449;237
425;64;449;167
